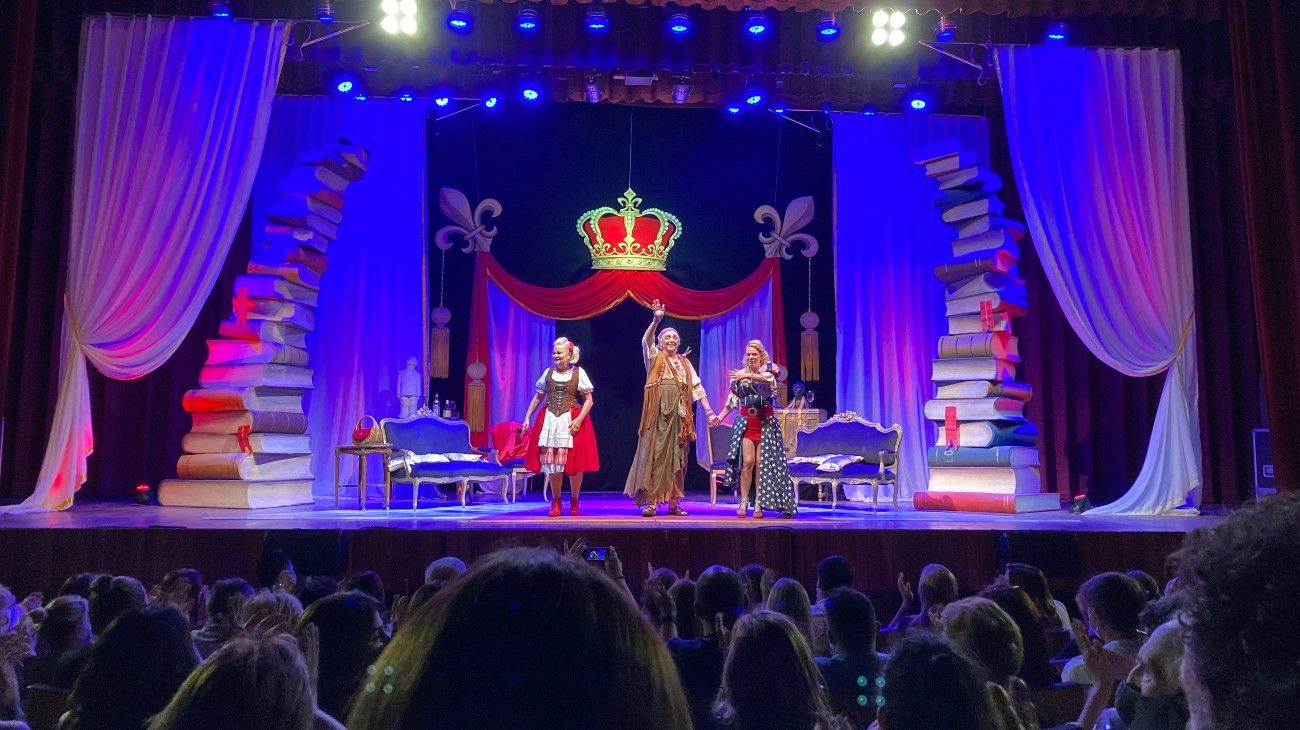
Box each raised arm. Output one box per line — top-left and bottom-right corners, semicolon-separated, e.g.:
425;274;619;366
642;299;665;367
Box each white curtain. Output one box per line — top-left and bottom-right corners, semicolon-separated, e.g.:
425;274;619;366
995;46;1201;515
695;280;774;465
832;114;992;497
486;279;556;429
12;16;289;512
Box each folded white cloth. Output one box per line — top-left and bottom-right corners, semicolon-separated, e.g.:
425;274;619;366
388;452;486;472
786;454;865;472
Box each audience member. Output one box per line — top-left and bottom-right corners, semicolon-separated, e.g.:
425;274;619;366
874;632;998;730
422;556;465;584
739;564;776;609
889;564;957;632
237;590;304;634
1175;493;1300;730
64;606;198;729
192;578;254;660
810;556;855;656
669;579;702;641
1062;572;1146;684
148;633;319;730
345;547;690;728
58;573;105;601
1103;619;1188;730
295;576;339;610
712;609;848;729
405;582;442;616
1125;570;1161;602
87;575;146;636
940;597;1023;688
643;567;681;618
157;569;205;627
341;572;384;607
24;595;91;687
978;585;1060;690
298;591;385;723
256;550;298;592
815;588;884;696
766;578;813;646
667;565;746;725
1004;562;1068;630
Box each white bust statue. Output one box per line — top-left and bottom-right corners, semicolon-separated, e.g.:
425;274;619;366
398;356;422;417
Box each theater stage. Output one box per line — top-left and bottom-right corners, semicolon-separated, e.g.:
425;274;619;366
0;494;1217;604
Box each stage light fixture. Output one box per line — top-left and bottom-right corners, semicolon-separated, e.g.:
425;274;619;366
354;93;369;101
398;89;415;102
316;1;334;23
671;81;691;104
667;10;692;36
484;95;499;108
208;1;231;17
935;14;955;42
383;0;419;35
821;101;833;115
434;95;451;107
584;77;602;103
771;103;787;114
871;8;905;46
725;105;742;114
520;80;543;102
744;87;764;106
860;103;877;115
816;14;840;41
1045;21;1069;44
744;9;768;36
446;6;472;33
516;4;540;32
904;87;932;112
585;5;610;33
133;483;153;506
335;76;356;94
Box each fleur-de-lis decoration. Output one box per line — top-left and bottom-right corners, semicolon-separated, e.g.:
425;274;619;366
435;187;502;253
754;196;819;260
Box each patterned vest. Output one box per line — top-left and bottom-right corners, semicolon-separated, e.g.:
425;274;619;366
545;367;581;416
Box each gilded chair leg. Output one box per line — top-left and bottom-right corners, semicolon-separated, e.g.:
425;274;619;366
831;481;837;509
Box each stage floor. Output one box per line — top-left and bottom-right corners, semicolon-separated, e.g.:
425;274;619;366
2;492;1218;534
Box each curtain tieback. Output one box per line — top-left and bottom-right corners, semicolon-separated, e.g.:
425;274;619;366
63;292;88;351
1170;313;1195;369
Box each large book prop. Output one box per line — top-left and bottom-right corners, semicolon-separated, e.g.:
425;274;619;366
910;141;1058;514
159;142;368;508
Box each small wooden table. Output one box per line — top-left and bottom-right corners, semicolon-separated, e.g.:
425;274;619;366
334;444;394;510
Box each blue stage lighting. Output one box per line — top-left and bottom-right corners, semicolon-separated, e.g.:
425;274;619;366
335;79;354;94
726;105;741;114
816;15;840;41
208;1;231;17
398;90;414;102
860;104;877;115
316;1;334;23
771;103;786;114
586;5;610;33
667;10;691;36
744;89;764;106
904;87;932;112
484;95;499;108
447;7;472;33
521;80;542;102
935;14;956;42
744;10;768;36
354;94;368;101
434;95;451;107
1045;21;1069;45
516;5;540;32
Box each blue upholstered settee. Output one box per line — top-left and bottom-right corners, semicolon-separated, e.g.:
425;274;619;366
381;413;510;508
788;412;902;510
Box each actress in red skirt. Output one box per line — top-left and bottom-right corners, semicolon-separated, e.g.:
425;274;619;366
522;337;600;517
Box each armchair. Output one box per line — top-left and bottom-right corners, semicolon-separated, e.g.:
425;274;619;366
381;413;510;509
788;412;902;510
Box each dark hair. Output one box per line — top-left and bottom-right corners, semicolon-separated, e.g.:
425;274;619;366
207;578;254;620
294;575;339;609
68;606;198;729
256;550;294;590
1003;563;1060;628
147;634;314;730
408;581;443;614
825;587;877;655
1125;569;1161;601
977;585;1058;690
816;555;855;596
642;567;680;616
1175;493;1300;730
880;633;997;730
342;571;385;606
739;564;766;608
712;610;841;729
59;573;107;600
298;591;384;722
1077;572;1147;637
695;566;745;630
669;579;701;641
88;575;147;636
161;569;205;626
346;547;691;728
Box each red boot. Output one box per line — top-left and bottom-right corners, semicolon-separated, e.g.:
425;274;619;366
569;497;580;517
547;499;562;518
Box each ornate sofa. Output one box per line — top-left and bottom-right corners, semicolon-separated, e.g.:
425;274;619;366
788;412;902;510
381;413;510;508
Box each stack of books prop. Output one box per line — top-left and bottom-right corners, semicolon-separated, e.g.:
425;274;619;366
159;141;368;508
909;140;1058;513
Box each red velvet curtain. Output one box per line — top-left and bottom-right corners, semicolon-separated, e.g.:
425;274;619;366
1230;0;1300;494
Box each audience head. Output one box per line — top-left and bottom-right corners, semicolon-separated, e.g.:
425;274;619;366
712;609;835;729
1076;572;1147;641
815;555;855;601
207;578;254;626
59;572;106;600
941;597;1024;686
68;606;199;729
256;549;297;592
160;568;205;625
765;577;813;643
695;565;746;633
824;587;878;656
342;571;385;606
916;564;959;627
298;591;385;722
978;584;1056;689
1137;593;1180;633
88;574;147;635
346;547;691;728
147;633;314;730
878;632;997;730
36;594;92;658
668;578;701;641
1175;493;1300;730
423;556;466;584
294;575;339;609
1126;569;1161;601
237;590;304;634
407;581;443;614
1134;619;1185;699
1002;562;1060;628
643;567;680;612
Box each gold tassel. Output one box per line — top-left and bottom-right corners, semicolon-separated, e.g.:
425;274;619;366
430;307;451;378
465;361;487;431
800;310;820;381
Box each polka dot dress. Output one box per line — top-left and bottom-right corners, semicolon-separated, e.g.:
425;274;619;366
723;412;798;517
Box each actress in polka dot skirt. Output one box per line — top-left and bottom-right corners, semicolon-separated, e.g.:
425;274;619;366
711;340;797;518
